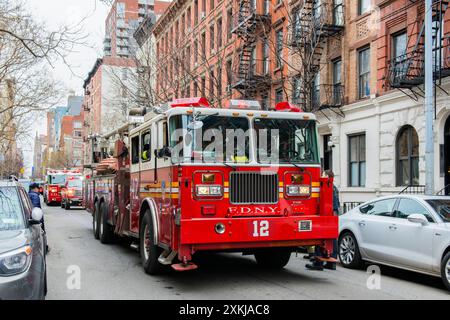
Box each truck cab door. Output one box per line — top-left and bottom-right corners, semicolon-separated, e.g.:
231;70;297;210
129;134;141;234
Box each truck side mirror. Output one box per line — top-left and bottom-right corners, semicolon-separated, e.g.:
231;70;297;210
157;146;172;159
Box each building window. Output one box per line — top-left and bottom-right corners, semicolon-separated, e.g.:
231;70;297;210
210;0;214;11
195;0;198;24
275;87;283;104
217;66;222;97
227;8;233;40
348;134;366;187
262;40;269;74
333;59;342;105
358;0;370;16
226;59;233;88
311;73;320;108
209;69;214;99
217;18;222;48
187;7;191;29
201;76;206;97
276;29;283;68
358;47;370;99
323;134;333;171
202;0;206;15
396;125;419;186
264;0;270;14
392;31;407;77
201;32;206;58
210;25;214;51
194;40;198;64
292;77;302;104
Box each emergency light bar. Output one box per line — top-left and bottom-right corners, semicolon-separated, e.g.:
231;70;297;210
225;100;261;110
171;97;210;108
275;102;303;113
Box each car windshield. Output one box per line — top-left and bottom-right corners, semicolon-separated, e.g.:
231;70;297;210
0;187;25;231
67;179;82;188
170;114;250;163
254;118;319;164
426;199;450;222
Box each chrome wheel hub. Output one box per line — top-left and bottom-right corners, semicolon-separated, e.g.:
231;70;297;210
339;235;356;265
446;259;450;283
143;224;150;261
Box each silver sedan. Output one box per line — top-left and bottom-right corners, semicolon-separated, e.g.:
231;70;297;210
338;195;450;291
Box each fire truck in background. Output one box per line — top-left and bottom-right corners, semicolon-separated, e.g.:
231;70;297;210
85;98;338;274
44;169;81;206
61;175;84;210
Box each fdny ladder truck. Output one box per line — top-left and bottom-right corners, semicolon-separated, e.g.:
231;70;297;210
85;98;338;274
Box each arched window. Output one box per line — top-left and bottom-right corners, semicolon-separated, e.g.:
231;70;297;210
396;125;419;186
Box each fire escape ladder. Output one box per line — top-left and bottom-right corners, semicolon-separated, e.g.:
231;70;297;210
231;0;271;99
292;0;345;114
387;0;450;102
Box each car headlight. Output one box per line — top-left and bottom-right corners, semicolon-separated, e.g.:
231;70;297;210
0;246;32;276
196;185;223;197
286;185;311;197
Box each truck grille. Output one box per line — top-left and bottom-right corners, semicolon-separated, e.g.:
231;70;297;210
230;172;279;204
75;190;83;197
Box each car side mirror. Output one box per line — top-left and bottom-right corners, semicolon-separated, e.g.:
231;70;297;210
30;208;43;225
407;213;429;226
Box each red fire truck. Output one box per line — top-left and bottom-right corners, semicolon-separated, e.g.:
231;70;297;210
86;98;338;274
61;176;84;210
44;169;81;206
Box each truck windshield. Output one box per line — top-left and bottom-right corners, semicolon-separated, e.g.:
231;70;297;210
0;187;25;231
49;175;66;185
67;179;82;188
170;114;250;163
254;118;319;164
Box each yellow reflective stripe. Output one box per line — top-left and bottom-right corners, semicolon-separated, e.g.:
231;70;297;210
311;193;320;198
224;182;230;187
172;182;179;188
312;182;321;187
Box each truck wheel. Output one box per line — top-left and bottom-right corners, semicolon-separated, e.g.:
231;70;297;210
99;202;114;244
338;232;363;269
93;202;100;240
441;251;450;291
254;249;291;269
139;211;163;275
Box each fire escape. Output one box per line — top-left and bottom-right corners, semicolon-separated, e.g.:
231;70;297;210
387;0;450;104
231;0;272;101
289;0;345;115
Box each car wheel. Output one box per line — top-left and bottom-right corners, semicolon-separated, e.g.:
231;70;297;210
441;251;450;291
254;249;291;269
99;201;114;244
139;211;164;275
65;201;70;210
60;200;64;208
93;203;100;240
339;232;363;269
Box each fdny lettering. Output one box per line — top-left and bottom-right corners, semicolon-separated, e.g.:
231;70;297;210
229;206;280;215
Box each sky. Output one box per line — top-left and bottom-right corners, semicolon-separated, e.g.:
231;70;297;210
21;0;110;177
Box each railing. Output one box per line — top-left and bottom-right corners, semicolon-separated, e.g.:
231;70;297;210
311;2;345;31
342;202;363;214
233;59;271;88
436;184;450;195
387;48;425;88
399;185;426;195
312;84;344;110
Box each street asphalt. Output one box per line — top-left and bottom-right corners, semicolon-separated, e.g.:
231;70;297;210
43;203;450;300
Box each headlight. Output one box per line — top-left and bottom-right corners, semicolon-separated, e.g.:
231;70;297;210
196;185;223;197
286;185;311;197
0;246;32;276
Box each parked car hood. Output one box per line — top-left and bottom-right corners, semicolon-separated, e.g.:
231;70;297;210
0;230;29;255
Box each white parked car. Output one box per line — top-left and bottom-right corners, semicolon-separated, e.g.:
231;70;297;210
339;195;450;290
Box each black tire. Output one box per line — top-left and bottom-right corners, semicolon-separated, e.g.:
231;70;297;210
93;202;100;240
139;211;164;275
65;201;70;210
441;251;450;291
99;201;114;244
254;248;291;269
338;232;363;269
